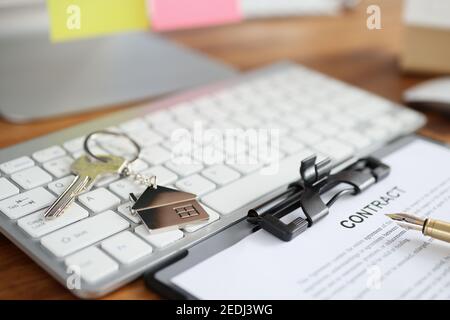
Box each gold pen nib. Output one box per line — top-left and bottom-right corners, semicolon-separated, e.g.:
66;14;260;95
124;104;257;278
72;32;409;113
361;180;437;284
385;213;425;231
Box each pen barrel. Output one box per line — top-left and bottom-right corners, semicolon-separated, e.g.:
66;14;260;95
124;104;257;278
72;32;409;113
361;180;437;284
423;219;450;243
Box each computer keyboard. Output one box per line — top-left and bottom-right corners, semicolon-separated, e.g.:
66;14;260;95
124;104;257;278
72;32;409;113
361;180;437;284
0;62;425;298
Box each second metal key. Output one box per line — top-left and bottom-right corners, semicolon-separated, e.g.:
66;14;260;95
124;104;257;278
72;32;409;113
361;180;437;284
44;155;128;220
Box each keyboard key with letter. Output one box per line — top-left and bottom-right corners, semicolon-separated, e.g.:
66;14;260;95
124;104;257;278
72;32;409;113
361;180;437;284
41;211;129;257
101;231;153;264
11;166;53;190
0;187;56;219
65;247;118;284
0;178;19;200
78;188;121;214
18;204;89;238
0;156;35;175
135;225;184;249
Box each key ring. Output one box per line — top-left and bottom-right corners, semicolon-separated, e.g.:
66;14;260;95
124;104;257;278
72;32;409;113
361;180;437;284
84;130;141;163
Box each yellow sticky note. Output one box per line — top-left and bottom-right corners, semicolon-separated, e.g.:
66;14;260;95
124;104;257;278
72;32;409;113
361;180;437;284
47;0;150;42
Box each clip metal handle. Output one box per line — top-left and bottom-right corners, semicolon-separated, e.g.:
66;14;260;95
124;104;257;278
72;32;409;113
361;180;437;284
247;156;391;241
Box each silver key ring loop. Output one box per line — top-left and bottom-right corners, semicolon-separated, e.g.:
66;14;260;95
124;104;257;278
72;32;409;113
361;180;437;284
84;130;141;163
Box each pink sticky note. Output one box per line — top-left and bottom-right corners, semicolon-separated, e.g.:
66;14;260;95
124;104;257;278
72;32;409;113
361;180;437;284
149;0;242;31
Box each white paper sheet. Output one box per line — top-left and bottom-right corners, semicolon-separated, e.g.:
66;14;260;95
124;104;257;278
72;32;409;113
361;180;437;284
172;140;450;299
241;0;342;18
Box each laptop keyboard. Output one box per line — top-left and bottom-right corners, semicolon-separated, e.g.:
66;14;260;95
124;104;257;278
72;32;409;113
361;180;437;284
0;63;425;298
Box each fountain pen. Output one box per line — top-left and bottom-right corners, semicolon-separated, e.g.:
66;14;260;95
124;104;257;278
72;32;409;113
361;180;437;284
386;213;450;244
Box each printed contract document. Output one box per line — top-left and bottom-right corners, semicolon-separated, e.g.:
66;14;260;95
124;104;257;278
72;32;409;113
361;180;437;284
173;140;450;299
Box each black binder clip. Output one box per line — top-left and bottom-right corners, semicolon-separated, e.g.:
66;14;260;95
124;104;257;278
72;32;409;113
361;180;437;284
247;155;390;241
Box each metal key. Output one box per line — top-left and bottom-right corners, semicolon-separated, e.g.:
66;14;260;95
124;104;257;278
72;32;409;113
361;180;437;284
44;155;128;220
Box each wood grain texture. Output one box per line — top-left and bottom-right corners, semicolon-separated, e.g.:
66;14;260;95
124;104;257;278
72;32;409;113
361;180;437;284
0;0;449;299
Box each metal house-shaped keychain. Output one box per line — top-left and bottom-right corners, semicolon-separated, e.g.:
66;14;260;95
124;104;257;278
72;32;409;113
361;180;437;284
130;186;210;234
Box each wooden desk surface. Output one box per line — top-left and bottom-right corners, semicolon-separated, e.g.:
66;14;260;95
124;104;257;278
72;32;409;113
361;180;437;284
0;0;449;299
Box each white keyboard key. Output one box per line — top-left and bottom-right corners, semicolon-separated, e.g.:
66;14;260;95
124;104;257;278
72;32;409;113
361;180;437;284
253;107;281;121
183;206;220;233
100;141;137;159
43;156;73;178
119;118;149;133
316;102;341;113
152;120;186;138
292;129;323;146
129;129;163;147
364;98;393;112
279;116;308;129
78;188;121;213
162;137;191;154
145;110;173;125
101;231;153;264
97;158;148;190
106;125;124;135
135;225;183;249
313;139;354;162
128;158;148;173
348;102;387;119
339;130;372;149
398;109;424;127
312;122;341;137
212;120;242;131
201;165;240;185
32;146;66;163
0;178;19;200
170;103;197;118
72;145;106;160
18;203;88;238
63;137;85;153
176;174;216;196
213;91;245;109
109;178;147;200
192;96;219;110
297;109;324;122
41;211;129;257
141;166;178;185
96;158;148;189
174;112;207;129
376;115;403;135
263;121;291;136
0;187;56;219
279;137;305;155
221;139;251;157
94;174;120;188
48;175;75;195
330;114;357;128
117;202;141;224
140;145;171;166
65;247;118;284
201;152;316;215
11;166;53;190
0;156;34;175
165;160;203;177
196;104;229;121
364;126;391;142
233;113;264;128
193;145;225;165
229;158;263;175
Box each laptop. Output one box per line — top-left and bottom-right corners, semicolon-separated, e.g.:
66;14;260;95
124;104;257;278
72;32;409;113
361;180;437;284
0;0;236;122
